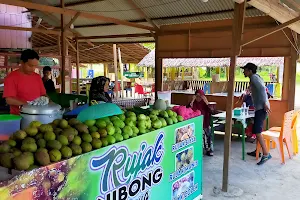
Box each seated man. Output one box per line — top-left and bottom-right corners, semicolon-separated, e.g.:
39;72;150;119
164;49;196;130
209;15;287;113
3;49;46;115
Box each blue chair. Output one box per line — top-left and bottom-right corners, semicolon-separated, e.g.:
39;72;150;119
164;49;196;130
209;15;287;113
203;83;211;94
266;84;275;96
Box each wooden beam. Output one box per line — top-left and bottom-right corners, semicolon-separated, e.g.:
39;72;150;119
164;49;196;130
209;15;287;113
64;0;104;7
0;0;155;31
119;44;144;57
76;37;80;94
0;25;61;35
26;0;105;13
126;0;159;31
285;0;300;12
64;12;81;30
66;39;77;52
242;15;300;47
34;18;42;28
222;1;246;192
248;0;300;33
77;33;152;40
43;12;94;47
80;44;104;51
34;45;57;51
105;44;138;61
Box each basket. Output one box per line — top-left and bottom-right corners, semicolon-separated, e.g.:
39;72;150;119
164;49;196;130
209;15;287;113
0;115;21;140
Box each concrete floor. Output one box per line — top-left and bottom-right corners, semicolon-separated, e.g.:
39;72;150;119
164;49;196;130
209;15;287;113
203;135;300;200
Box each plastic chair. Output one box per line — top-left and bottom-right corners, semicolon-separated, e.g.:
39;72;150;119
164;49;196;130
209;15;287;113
134;84;149;98
151;84;155;96
268;111;298;155
256;110;295;164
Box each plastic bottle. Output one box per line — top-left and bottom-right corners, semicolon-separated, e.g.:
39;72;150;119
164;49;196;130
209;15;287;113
242;102;246;115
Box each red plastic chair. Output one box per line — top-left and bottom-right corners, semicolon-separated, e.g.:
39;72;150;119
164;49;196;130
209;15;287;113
151;84;155;96
114;82;121;92
134;84;149;97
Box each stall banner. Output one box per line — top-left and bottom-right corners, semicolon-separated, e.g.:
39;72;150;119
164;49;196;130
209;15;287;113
0;117;203;200
123;72;144;78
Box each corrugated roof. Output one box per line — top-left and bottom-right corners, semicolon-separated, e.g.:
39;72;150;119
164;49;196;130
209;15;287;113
68;1;142;26
154;8;264;25
138;50;284;68
135;0;235;19
30;0;266;36
27;0;267;47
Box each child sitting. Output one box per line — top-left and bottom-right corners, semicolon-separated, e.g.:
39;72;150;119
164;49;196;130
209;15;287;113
188;89;213;156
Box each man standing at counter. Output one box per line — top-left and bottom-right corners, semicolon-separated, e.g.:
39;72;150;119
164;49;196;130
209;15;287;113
3;49;46;115
241;63;271;165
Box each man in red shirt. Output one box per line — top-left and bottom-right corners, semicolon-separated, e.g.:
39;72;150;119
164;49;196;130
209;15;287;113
3;49;46;115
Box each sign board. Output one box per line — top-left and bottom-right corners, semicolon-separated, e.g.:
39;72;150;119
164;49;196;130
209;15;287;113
124;72;144;78
0;117;203;200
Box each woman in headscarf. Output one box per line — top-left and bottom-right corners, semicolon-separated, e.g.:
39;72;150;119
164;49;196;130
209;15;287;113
188;89;213;156
89;76;112;105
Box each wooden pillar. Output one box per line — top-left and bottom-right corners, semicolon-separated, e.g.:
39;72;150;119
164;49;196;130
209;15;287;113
226;67;230;81
4;55;8;74
60;0;66;93
155;37;163;99
282;57;290;101
76;37;80;94
222;1;246;192
104;63;108;77
58;35;61;56
118;48;124;99
113;44;119;99
276;66;280;83
289;47;297;110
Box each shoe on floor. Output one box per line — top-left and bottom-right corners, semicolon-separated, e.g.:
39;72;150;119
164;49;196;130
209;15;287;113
257;153;272;165
247;150;261;157
246;137;256;143
206;149;214;156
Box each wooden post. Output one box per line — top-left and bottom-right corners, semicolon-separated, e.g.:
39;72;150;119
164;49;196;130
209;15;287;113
4;55;8;74
276;66;280;83
118;47;124;99
288;47;297;110
282;57;290;101
226;67;230;81
113;44;118;99
60;0;66;93
76;37;80;94
222;1;246;192
104;63;108;77
155;37;163;99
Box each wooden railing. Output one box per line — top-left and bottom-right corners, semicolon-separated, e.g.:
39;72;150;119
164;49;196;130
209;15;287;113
185;80;274;93
187;80;209;90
